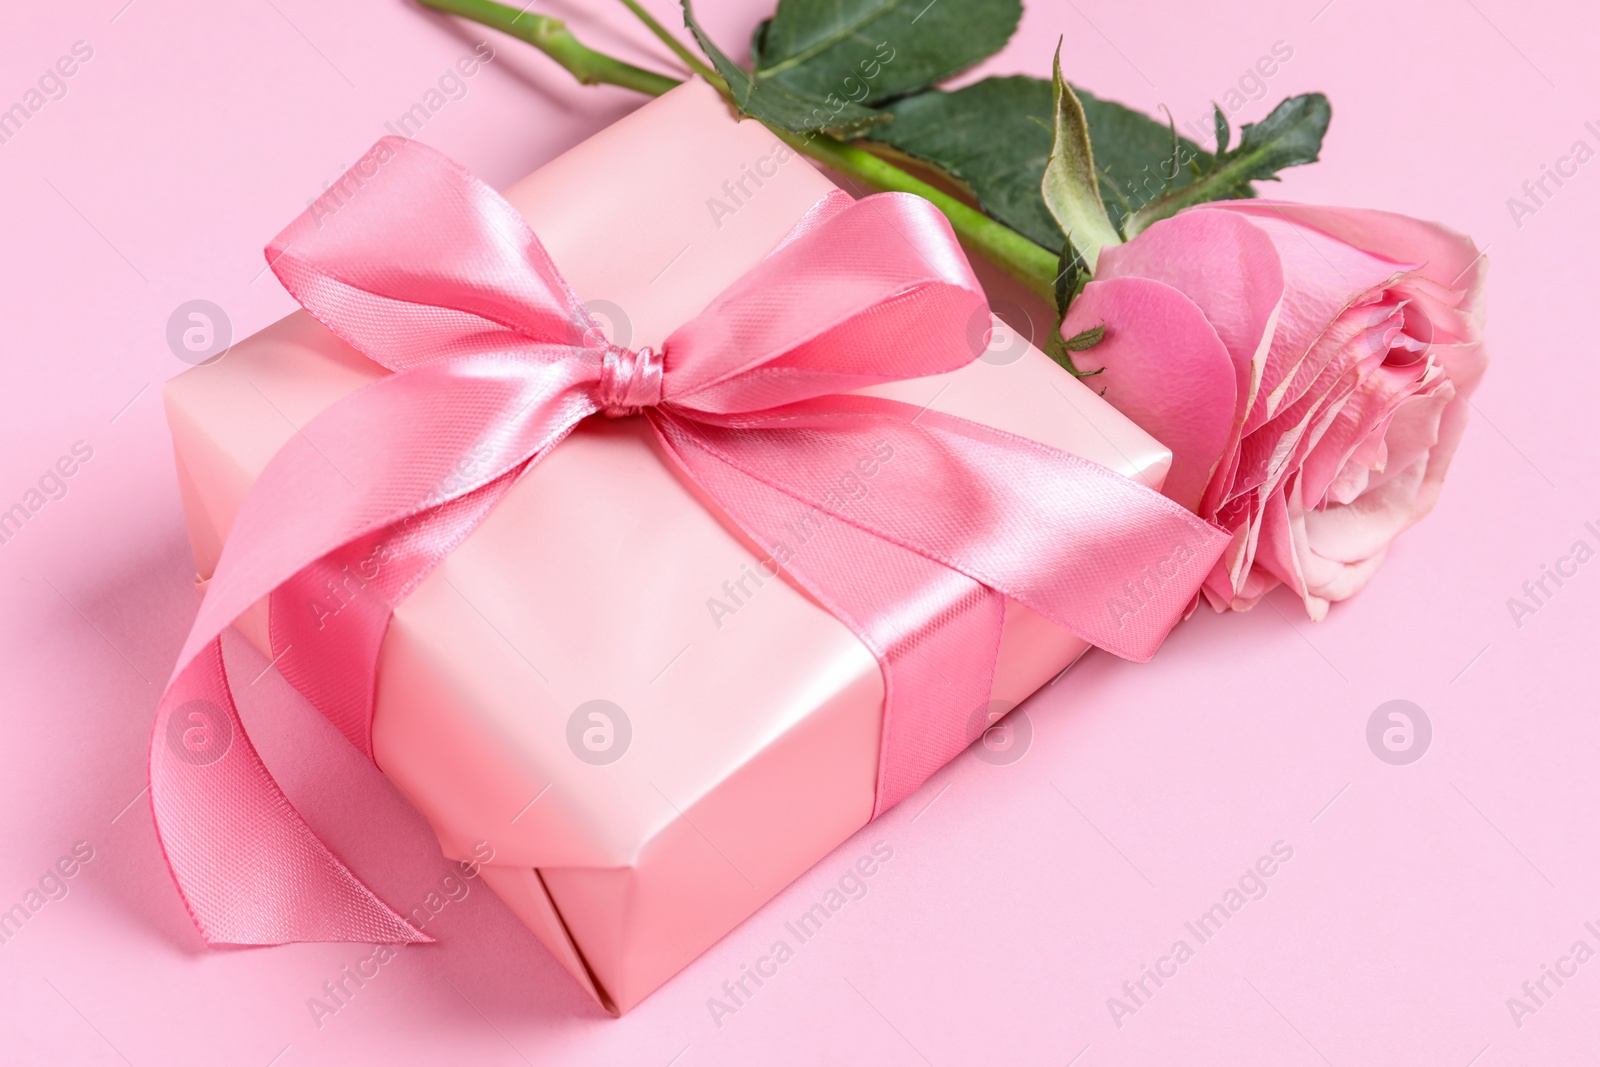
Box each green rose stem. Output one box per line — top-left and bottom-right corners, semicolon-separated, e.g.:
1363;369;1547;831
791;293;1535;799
613;0;720;83
419;0;681;94
416;0;1062;303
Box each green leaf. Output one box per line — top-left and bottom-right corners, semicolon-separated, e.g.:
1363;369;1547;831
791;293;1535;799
682;0;886;135
751;0;1021;106
1040;45;1121;270
1043;237;1088;365
864;77;1060;249
1129;93;1330;236
861;75;1215;250
1053;238;1084;315
1061;322;1104;351
750;17;773;67
1211;103;1231;164
1080;91;1240;221
1051;322;1105;377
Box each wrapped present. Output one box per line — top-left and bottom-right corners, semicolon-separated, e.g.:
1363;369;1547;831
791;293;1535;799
158;78;1224;1013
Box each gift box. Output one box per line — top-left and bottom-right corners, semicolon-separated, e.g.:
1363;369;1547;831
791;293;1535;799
163;79;1175;1014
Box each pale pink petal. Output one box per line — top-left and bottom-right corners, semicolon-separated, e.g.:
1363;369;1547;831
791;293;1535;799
1218;487;1277;602
1429;338;1491;402
1304;454;1429;563
1254;479;1310;602
1408;376;1472;522
1228;302;1402;507
1212;200;1487;322
1302;544;1389;608
1231;563;1283;612
1269;292;1404;420
1361;379;1451;491
1324;460;1370;506
1200;526;1252;611
1299;359;1439;508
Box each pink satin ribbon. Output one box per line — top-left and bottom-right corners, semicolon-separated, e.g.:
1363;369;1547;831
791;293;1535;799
150;136;1229;945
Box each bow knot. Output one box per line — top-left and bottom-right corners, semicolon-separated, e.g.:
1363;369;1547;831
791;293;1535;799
596;342;664;418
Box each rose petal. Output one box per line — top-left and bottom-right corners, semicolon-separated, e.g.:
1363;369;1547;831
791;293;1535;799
1096;209;1283;423
1194;205;1416;432
1304;453;1429;562
1303;545;1388;608
1061;276;1238;513
1269;292;1404;420
1410;376;1472;521
1356;378;1450;491
1254;479;1309;601
1299;360;1440;508
1217;201;1487;316
1324;460;1371;507
1228;302;1402;506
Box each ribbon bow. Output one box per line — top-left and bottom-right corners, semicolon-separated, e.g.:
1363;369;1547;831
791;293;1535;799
150;136;1228;945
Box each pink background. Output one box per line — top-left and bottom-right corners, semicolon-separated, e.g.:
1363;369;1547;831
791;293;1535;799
1;0;1595;1063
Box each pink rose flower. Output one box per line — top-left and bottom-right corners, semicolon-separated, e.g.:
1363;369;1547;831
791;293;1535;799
1061;202;1489;619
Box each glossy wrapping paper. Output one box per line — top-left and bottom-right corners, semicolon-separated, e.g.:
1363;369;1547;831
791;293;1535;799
163;80;1174;1014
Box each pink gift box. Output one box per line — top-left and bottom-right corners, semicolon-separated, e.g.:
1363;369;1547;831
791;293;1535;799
163;79;1172;1014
